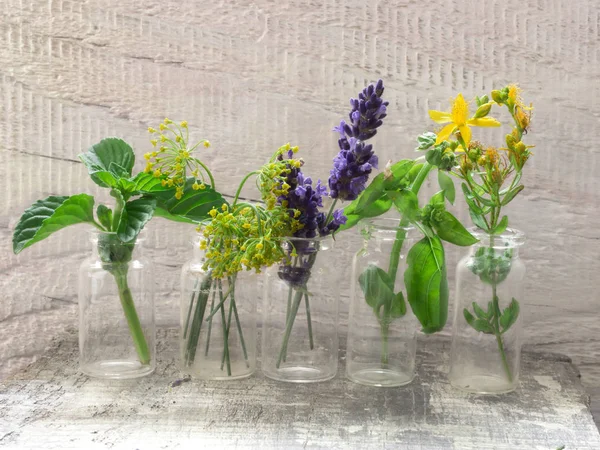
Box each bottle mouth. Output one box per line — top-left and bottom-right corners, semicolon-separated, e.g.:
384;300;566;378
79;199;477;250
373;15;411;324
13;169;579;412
88;229;147;243
469;227;526;249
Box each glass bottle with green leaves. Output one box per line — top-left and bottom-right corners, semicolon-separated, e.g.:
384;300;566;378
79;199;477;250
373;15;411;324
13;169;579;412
12;120;225;378
341;139;477;387
423;86;533;393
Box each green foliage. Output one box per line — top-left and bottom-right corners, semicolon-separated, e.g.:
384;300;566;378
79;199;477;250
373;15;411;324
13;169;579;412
404;236;448;333
432;211;479;246
117;197;157;243
13;195;96;254
416;132;437;150
468;246;514;285
386;189;419;221
358;264;406;323
499;298;520;333
464;297;520;336
79;138;135;189
437;170;455;204
96;204;113;230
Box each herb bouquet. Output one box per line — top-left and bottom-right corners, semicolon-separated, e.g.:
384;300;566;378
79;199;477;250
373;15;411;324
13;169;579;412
434;86;534;393
12;120;225;379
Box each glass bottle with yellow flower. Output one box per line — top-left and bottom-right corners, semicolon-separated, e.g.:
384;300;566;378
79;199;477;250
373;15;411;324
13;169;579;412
180;144;306;379
423;86;534;393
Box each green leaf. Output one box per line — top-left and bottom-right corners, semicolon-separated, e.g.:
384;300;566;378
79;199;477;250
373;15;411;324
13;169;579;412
353;173;385;214
358;264;396;319
501;185;524;206
500;298;520;333
117;197;157;242
416;132;437;150
461;183;484;215
383;160;415;190
408;163;424;183
96;205;113;230
491;215;509;235
386;189;419;221
79;138;136;188
153;179;226;223
437;171;455;204
430;190;446;205
390;291;407;318
338;197;393;232
13;194;96;254
472;302;489;320
404;236;448;333
463;308;494;333
130;172;173;194
433;211;479;247
153;206;197;225
469;209;489;232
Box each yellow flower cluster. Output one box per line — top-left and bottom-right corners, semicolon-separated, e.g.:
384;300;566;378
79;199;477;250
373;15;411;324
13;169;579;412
144;118;212;199
257;143;302;209
199;203;301;278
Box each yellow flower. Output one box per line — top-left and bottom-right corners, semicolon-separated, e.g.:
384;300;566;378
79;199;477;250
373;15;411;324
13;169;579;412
428;93;501;146
203;141;211;148
180;121;188;128
148;127;156;133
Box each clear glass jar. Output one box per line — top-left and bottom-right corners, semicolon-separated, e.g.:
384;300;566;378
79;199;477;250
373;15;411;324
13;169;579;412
346;218;418;387
78;230;155;379
262;236;339;383
449;228;526;394
180;236;257;380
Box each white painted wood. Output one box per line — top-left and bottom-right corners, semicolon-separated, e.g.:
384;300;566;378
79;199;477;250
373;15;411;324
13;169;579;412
1;329;598;449
2;0;599;427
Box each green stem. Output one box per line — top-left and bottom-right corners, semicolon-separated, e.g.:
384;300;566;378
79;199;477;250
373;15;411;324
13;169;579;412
184;275;212;366
304;293;314;350
276;289;303;369
324;199;339;226
232;171;259;207
387;162;433;283
217;280;232;376
183;279;199;339
113;268;150;365
204;285;234;321
232;297;250;368
492;284;513;383
380;320;390;366
204;287;217;356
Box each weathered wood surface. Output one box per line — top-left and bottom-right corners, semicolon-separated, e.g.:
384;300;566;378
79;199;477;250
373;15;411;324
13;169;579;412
0;328;598;449
2;0;600;429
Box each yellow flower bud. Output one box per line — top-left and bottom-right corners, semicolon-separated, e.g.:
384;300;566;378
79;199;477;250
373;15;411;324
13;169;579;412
160;135;166;142
473;103;492;119
150;139;158;147
144;153;152;160
148;127;156;133
203;141;211;148
164;118;173;124
180;121;188;128
153;169;161;178
256;243;264;250
175;135;182;143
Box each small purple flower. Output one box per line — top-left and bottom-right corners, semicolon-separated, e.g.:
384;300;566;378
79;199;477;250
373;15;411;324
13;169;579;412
328;79;388;202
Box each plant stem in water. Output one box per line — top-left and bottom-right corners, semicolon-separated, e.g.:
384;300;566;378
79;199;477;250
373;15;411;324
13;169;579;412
492;284;513;383
113;267;150;365
379;320;390;366
276;289;303;368
304;293;314;350
204;287;217;357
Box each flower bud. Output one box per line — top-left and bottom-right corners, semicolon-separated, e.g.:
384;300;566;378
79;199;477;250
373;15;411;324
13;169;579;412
491;90;506;104
505;134;517;149
473;103;492;118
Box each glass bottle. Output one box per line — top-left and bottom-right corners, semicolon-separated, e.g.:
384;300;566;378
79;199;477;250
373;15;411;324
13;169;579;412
78;230;155;379
346;218;418;387
180;235;257;380
449;228;526;394
261;236;339;383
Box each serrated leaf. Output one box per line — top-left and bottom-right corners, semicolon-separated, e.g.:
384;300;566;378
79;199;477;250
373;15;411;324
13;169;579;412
153;179;226;223
13;194;96;254
463;309;494;333
96;205;113;230
386;189;419;221
437;171;455;204
117;197;157;242
79;138;135;188
130;172;173;194
500;298;520;333
433;210;479;247
404;236;448;333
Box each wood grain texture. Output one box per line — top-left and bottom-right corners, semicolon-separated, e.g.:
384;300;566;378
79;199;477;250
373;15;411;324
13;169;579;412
2;0;600;427
0;328;598;449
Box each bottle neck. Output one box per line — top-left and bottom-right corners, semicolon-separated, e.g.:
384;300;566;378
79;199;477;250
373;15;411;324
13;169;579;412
90;232;139;264
468;228;525;258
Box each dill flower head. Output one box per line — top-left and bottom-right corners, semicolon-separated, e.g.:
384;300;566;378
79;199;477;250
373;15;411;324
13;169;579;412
144;119;212;199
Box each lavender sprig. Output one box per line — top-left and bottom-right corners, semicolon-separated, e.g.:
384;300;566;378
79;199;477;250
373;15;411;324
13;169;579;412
328;79;388;202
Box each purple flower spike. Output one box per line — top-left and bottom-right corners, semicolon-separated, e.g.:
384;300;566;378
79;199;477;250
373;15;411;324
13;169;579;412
328;79;388;201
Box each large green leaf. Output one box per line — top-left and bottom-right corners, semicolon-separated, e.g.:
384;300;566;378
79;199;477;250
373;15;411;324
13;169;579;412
404;236;448;333
130;172;173;194
13;194;96;254
79;138;135;188
96;204;113;230
153;179;226;223
383;159;415;190
433;211;479;246
353;173;385;214
117;197;157;242
153;206;198;224
358;264;402;320
338;197;392;233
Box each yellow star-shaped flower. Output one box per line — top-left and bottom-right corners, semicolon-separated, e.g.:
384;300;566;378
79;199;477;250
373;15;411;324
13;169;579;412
428;93;501;146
